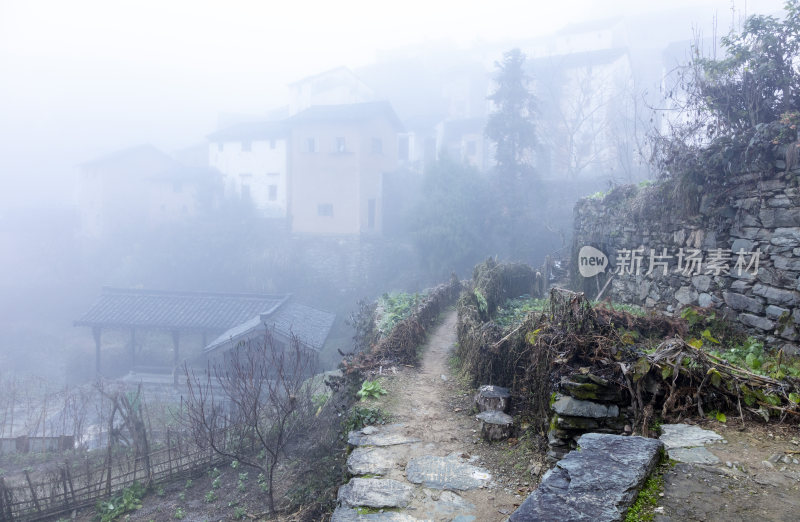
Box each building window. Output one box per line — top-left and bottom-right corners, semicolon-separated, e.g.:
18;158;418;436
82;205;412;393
335;137;346;153
307;138;316;153
270;139;276;149
267;172;279;177
217;142;224;152
466;140;477;156
241;140;252;152
399;136;409;161
317;203;333;217
368;199;376;229
268;185;277;201
371;138;382;154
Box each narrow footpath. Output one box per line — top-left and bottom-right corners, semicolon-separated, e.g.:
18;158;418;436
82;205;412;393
333;309;520;521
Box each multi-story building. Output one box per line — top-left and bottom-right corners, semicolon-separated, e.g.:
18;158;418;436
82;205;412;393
287;101;403;235
76;144;215;237
207;121;288;218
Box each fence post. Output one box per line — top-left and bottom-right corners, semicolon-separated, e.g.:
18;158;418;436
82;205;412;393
166;430;173;479
23;470;41;514
65;464;77;506
0;476;13;521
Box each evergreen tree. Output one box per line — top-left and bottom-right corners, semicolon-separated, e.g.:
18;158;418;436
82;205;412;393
486;48;537;190
485;48;540;260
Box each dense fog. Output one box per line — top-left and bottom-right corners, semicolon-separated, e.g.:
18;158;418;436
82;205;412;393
0;0;787;381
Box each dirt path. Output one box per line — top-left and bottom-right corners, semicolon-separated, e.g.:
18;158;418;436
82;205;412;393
335;309;523;521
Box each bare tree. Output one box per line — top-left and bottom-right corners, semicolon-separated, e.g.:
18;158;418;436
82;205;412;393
183;330;317;514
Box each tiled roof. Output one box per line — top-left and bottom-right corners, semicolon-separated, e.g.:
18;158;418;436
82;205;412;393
204;302;335;353
75;288;289;330
206;121;288;142
287;101;404;131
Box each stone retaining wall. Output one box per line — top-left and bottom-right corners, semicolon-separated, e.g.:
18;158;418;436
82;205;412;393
573;153;800;354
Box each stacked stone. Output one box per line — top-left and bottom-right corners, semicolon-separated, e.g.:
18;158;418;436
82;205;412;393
547;373;629;462
473;385;514;441
572;153;800;355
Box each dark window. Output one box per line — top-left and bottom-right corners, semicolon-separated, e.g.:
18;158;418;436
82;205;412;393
335;137;346;153
241;141;252;152
399;136;409;161
368;199;376;228
317;203;333;217
307;138;316;153
268;185;277;201
372;138;383;154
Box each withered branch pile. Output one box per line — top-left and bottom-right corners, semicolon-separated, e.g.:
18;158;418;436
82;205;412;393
457;278;800;435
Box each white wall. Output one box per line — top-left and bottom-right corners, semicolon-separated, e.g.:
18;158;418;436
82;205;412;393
209;138;288;217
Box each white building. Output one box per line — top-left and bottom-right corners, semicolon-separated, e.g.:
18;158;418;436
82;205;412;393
288;67;375;116
207;122;288;218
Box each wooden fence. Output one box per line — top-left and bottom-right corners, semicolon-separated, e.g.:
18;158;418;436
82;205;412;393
0;429;230;521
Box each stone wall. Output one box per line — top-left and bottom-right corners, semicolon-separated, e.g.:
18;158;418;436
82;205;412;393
572;153;800;354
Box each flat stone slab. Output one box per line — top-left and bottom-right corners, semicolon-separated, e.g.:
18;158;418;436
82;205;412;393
331;506;421;521
406;455;491;490
552;396;619;419
669;446;720;465
510;433;664;522
348;446;397;476
475;410;513;425
348;424;421;447
659;423;723;449
475;385;512;412
337;478;413;509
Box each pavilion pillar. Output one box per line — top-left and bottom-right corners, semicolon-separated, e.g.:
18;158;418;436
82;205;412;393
92;327;102;376
130;328;137;368
172;330;180;367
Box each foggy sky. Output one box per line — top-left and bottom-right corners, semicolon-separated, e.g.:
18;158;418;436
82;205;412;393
0;0;787;209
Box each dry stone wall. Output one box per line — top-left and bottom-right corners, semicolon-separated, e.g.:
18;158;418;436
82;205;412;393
572;154;800;354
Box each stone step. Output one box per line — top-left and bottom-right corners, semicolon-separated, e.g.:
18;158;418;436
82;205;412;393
348;424;421;447
405;455;491;490
347;446;398;476
337;478;414;509
510;433;664;521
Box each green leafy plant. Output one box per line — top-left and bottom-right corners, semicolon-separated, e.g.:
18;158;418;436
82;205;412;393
173;507;186;520
231;460;239;469
204;490;217;503
474;289;488;314
234;507;247;520
177;492;186;502
342;406;390;435
357;379;388;400
184;479;193;489
95;482;145;522
211;476;221;489
377;292;421;334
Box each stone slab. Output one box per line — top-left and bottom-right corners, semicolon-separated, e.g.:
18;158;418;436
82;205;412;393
337;478;413;509
658;424;723;450
475;410;513;425
510;433;664;522
552;396;619;419
331;506;421;521
668;446;720;465
406;455;491;490
348;424;421;447
347;446;397;476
